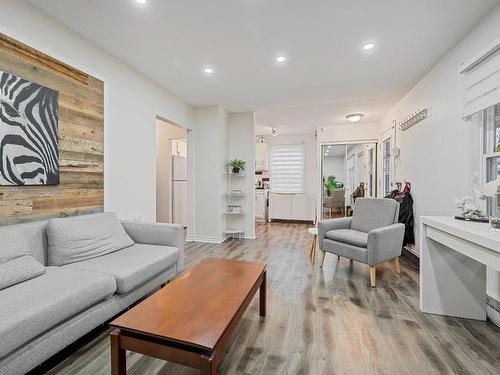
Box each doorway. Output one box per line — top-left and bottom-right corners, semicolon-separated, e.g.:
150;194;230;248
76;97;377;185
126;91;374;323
155;118;188;226
321;142;377;220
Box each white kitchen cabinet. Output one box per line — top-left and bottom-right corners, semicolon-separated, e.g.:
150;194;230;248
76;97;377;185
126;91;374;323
255;191;266;221
269;194;292;220
291;194;315;221
255;143;268;171
269;193;315;222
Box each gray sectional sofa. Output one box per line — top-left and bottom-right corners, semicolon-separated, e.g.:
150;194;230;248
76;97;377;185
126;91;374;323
0;213;184;375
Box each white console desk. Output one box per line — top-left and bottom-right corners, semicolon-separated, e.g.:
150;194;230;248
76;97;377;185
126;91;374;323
420;216;500;320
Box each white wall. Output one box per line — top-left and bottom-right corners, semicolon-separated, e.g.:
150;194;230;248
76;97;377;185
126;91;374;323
228;112;256;239
188;106;228;242
265;132;317;196
155;119;187;223
318;122;380;144
0;0;194;221
378;3;500;308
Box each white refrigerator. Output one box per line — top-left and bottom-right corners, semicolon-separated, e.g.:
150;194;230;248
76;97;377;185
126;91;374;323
172;155;187;227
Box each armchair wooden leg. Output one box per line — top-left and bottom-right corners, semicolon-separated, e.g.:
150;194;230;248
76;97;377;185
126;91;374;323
394;256;401;274
320;251;326;268
369;265;376;288
309;236;317;265
313;236;317;263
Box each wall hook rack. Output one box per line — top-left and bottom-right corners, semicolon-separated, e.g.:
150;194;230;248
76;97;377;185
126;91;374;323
399;108;429;131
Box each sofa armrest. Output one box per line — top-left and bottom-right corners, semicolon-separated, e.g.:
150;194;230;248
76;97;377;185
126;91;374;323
121;221;184;270
318;217;352;248
367;223;404;265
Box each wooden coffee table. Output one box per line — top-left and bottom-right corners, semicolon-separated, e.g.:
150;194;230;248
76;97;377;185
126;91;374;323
109;258;267;375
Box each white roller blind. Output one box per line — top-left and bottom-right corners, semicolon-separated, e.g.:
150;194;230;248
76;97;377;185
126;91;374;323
269;143;305;193
461;40;500;118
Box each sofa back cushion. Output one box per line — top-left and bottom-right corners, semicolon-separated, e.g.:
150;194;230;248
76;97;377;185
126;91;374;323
47;213;134;266
0;221;48;264
0;230;31;262
0;255;46;290
351;198;400;233
0;230;46;289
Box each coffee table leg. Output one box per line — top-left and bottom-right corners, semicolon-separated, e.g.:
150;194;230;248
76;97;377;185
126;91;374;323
111;329;126;375
260;270;267;317
201;353;216;375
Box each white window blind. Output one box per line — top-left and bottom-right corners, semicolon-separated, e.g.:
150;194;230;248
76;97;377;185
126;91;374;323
461;39;500;118
269;143;305;193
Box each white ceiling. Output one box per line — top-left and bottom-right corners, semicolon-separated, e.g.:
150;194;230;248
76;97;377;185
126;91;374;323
28;0;499;134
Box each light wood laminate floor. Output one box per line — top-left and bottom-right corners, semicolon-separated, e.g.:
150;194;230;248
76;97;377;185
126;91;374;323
42;222;500;375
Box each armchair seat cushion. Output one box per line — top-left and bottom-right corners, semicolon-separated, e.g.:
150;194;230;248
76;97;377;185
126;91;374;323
322;239;367;263
325;229;368;248
63;243;180;294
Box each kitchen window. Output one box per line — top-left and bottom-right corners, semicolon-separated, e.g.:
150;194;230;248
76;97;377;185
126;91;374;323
269;143;305;193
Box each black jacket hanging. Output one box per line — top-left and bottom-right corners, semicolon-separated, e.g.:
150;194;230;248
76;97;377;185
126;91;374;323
385;190;415;246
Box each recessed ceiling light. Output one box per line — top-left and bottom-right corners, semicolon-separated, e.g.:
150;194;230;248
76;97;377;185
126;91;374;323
203;67;214;75
275;56;287;64
135;0;146;4
346;113;364;123
363;42;375;51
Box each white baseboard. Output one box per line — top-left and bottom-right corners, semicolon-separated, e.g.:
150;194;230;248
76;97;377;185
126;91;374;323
487;306;500;327
487;295;500;328
185;235;226;243
243;233;256;240
186;233;256;243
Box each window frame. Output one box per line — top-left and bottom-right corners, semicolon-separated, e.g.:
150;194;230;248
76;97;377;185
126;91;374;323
382;137;392;196
477;105;500;216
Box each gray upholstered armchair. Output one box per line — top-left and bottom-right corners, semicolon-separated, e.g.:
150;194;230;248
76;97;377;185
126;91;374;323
318;198;405;287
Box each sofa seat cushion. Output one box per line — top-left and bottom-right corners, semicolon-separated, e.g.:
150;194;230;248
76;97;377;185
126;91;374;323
63;244;180;294
0;267;116;358
325;229;368;248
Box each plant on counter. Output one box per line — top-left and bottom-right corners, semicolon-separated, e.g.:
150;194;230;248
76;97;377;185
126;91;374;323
324;175;338;197
226;158;247;174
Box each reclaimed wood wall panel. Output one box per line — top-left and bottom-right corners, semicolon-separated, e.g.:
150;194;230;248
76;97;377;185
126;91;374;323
0;33;104;225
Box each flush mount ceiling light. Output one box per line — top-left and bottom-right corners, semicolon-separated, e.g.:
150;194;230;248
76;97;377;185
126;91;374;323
346;113;364;123
135;0;146;4
362;42;375;51
275;55;287;64
271;127;279;136
203;67;214;75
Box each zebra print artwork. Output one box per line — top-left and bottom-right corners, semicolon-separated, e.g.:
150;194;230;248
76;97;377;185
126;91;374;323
0;70;59;185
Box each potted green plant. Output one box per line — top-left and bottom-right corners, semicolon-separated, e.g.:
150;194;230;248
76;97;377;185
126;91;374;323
324;175;337;197
226;159;246;174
